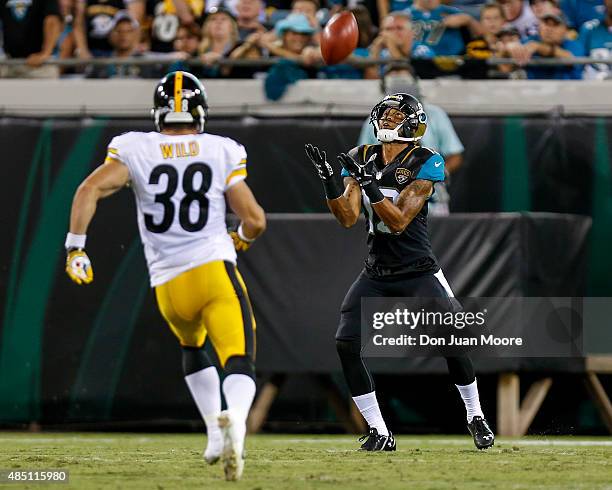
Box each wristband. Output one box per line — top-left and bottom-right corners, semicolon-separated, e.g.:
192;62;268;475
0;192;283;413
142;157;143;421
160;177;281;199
322;177;343;200
363;182;385;204
237;223;255;243
65;232;86;250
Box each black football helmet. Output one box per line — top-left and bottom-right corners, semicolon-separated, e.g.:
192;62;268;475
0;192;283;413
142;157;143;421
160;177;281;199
152;71;208;133
369;93;427;143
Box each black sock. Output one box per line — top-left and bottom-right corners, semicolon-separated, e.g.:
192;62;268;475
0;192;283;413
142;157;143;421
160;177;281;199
445;355;476;386
182;346;213;376
336;339;374;396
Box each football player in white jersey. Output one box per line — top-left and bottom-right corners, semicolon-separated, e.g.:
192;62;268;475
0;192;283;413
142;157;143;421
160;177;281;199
64;71;266;481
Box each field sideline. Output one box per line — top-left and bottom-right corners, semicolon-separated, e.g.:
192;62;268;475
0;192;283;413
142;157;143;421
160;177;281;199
0;433;610;489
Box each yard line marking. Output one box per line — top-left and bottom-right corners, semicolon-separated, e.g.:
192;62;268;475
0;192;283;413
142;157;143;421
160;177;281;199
0;437;154;444
275;438;612;447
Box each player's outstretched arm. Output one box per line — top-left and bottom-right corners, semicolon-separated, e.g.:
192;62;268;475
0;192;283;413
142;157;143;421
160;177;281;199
371;179;433;234
304;144;361;228
65;159;130;285
69;159;130;234
226;181;266;251
327;177;361;228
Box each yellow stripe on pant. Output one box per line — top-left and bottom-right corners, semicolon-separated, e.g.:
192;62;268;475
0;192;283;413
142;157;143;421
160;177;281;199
155;260;256;366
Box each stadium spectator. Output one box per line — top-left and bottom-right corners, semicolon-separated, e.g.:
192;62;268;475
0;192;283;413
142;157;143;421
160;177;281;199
410;0;473;55
198;7;239;77
464;3;505;78
226;30;270;78
261;13;318;63
496;25;528;77
291;0;320;29
263;13;319;99
327;0;386;27
497;0;539;38
580;0;612;79
529;0;579;39
86;10;153;78
165;22;203;77
352;4;377;49
58;0;77;59
172;23;202;58
365;11;434;79
0;0;62;78
236;0;266;40
508;12;583;79
561;0;607;30
357;70;464;215
529;0;562;19
318;5;374;79
466;3;505;59
73;0;138;58
147;0;204;53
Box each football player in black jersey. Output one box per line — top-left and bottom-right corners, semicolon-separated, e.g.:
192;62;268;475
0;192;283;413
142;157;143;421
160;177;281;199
305;93;494;451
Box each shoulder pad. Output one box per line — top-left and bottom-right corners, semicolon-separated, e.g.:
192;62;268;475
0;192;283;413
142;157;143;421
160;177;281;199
411;146;438;162
347;145;363;161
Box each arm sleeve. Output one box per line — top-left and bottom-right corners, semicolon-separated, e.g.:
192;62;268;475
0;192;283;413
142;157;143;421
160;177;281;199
416;153;445;182
106;135;130;166
225;140;248;190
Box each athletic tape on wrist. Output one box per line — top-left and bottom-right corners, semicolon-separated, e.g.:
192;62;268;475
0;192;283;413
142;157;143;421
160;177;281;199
322;177;343;200
65;233;87;250
237;223;255;243
363;182;385;204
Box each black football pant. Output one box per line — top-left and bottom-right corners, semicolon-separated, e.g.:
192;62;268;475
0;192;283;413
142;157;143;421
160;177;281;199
335;269;475;397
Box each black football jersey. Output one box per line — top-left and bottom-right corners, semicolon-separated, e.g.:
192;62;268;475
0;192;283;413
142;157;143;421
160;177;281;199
341;143;446;278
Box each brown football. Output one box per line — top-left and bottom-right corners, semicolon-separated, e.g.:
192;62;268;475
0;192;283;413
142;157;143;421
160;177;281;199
321;11;359;65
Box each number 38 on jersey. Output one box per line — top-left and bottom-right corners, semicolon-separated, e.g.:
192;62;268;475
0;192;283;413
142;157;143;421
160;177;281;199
105;130;247;285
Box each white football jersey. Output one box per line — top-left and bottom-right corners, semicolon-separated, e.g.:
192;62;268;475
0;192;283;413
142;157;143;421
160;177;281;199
106;131;247;287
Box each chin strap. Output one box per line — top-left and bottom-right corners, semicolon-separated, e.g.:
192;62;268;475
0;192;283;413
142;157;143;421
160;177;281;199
373;110;425;143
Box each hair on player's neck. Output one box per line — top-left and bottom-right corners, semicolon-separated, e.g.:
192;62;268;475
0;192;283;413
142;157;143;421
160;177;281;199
162;124;199;135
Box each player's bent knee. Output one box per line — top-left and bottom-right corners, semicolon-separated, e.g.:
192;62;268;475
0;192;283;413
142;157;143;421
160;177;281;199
224;355;255;380
182;346;213;376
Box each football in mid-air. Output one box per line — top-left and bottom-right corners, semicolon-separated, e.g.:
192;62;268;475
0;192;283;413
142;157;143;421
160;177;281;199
321;11;359;65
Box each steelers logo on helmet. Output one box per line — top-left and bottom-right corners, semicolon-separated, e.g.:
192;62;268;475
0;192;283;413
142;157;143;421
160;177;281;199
370;93;428;144
152;71;209;133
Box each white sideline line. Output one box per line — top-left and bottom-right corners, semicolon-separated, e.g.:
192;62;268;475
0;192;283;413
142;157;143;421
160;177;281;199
0;437;153;444
276;438;612;447
0;436;610;447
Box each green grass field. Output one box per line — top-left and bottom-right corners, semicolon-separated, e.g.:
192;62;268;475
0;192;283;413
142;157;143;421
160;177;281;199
0;433;610;489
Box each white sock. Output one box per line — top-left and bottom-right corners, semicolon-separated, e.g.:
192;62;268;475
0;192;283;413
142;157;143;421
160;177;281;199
352;391;389;436
185;367;222;433
222;374;256;423
455;379;484;423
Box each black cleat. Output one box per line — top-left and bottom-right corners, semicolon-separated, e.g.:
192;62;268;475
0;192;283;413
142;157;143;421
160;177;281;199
468;416;495;449
358;428;396;451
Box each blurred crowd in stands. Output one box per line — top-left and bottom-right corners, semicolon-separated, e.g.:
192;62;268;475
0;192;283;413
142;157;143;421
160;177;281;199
0;0;610;80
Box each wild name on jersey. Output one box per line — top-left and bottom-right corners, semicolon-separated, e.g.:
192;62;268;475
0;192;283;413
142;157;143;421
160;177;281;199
106;131;247;287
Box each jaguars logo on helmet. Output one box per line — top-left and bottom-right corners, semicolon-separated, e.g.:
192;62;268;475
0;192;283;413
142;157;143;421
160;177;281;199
152;71;209;133
369;93;428;144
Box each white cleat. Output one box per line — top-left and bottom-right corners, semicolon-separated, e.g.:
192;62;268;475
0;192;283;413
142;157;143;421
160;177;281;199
204;428;223;465
218;410;245;481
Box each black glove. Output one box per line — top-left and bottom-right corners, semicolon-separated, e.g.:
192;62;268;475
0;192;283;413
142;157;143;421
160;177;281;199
337;152;385;204
305;144;343;200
